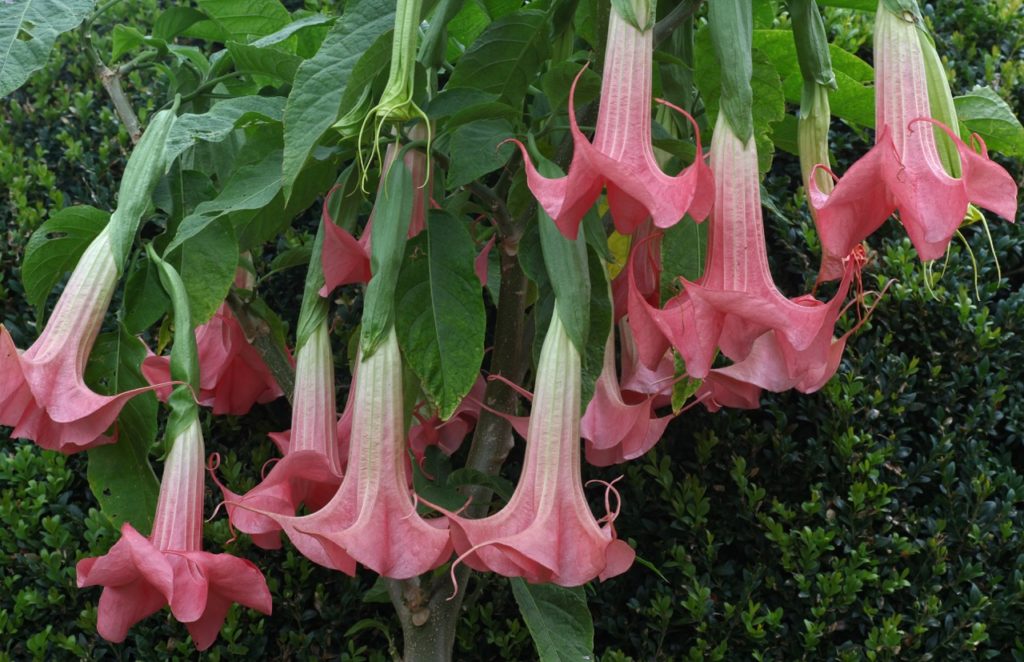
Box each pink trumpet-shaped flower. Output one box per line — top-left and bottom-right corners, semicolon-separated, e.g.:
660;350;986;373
809;5;1017;272
628;114;855;395
77;416;272;650
0;228;158;453
510;7;713;239
141;302;284;416
215;321;344;550
249;328;452;579
582;326;670;467
321;129;430;295
445;313;635;586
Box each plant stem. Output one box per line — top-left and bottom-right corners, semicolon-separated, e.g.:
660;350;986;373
654;0;705;46
388;245;530;662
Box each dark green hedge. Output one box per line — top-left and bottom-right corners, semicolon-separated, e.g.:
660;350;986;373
2;1;1023;660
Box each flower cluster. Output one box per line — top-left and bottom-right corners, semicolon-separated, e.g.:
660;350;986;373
8;0;1016;652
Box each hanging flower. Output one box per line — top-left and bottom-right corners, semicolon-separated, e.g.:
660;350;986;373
141;301;284;417
213;321;345;550
809;3;1017;271
77;416;272;650
444;313;635;586
582;326;671;466
627;114;855;398
321;128;430;295
243;329;452;579
0;228;158;453
510;1;713;239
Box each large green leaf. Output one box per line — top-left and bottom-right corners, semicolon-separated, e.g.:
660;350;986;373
446;0;521;47
164;95;285;164
193;0;291;43
447;10;550;110
21;205;108;314
0;0;95;97
85;327;160;535
250;13;334;49
166;149;283;254
752;29;874;128
281;0;395;199
172;218;239;326
955;86;1024;158
446;118;516;188
511;578;595;662
395;212;486;419
226;40;303;83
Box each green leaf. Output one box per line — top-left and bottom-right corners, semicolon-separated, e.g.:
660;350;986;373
122;255;170;335
0;0;96;97
22;205;108;313
236;152;336;250
751;29;875;128
153;7;207;41
112;25;162;62
955;86;1024;158
195;0;291;42
166;149;283;254
361;159;415;355
226;40;302;82
541;60;601;114
282;0;395;199
446;118;516;188
250;13;335;49
660;215;707;304
164;95;285;165
510;578;595;662
85;327;160;535
447;10;550;110
427;88;500;119
171;218;239;326
395;212;486;420
446;0;522;47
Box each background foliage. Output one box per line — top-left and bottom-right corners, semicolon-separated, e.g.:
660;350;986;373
2;0;1023;660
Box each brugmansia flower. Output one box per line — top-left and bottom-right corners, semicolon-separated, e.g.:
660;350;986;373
445;313;635;586
253;328;452;579
142;302;284;416
582;317;671;467
0;228;157;453
809;3;1017;270
214;321;344;550
511;1;713;239
321;133;429;294
76;416;272;650
629;114;854;395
